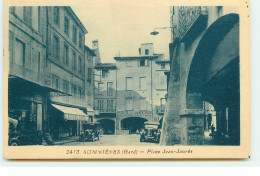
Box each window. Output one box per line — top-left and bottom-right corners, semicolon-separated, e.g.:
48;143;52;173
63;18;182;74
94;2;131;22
53;7;60;25
98;83;103;95
161;63;165;69
87;68;92;82
78;56;82;73
53;35;60;58
107;100;113;111
72;51;77;70
71;84;77;97
14;39;25;67
15;7;24;20
126;98;133;111
32;7;39;31
78;87;82;99
107;82;113;96
140;98;146;110
160;98;166;111
63;80;69;93
139;60;145;67
98;100;104;111
73;25;77;44
63;44;69;65
139;77;146;90
102;70;108;78
145;49;149;55
126;77;133;90
64;16;69;36
52;75;60;90
37;52;41;74
79;32;83;48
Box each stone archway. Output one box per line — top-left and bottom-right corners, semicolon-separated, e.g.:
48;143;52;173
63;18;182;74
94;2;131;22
97;119;115;135
160;13;240;146
186;14;240;145
121;117;148;134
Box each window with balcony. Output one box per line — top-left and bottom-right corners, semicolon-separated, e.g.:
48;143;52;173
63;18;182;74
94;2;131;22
107;82;113;96
98;100;104;111
63;44;69;65
63;80;69;93
107;100;113;111
72;51;77;70
64;16;69;36
126;98;133;111
52;75;60;90
139;77;146;90
53;35;60;58
73;25;77;44
53;6;60;25
98;82;103;95
126;77;133;90
14;39;25;67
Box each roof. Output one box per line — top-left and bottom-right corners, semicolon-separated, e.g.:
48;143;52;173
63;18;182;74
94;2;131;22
64;7;88;34
94;63;117;69
84;45;96;56
114;55;159;61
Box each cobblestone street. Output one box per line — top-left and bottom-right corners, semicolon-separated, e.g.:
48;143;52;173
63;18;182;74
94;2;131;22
57;134;159;146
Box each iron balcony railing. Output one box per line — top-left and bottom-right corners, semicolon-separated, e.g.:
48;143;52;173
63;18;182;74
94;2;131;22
93;108;116;113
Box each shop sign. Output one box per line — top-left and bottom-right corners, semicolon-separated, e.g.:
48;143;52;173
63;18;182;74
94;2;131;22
64;114;88;121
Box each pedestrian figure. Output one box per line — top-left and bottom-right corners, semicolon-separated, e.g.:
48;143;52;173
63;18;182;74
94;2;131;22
210;124;215;138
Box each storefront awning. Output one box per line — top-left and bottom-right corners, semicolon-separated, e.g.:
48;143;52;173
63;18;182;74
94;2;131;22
51;104;88;121
86;105;94;116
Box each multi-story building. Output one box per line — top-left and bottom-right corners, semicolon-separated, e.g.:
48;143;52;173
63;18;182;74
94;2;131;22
8;7;53;143
45;6;89;139
114;43;169;135
84;45;96;122
93;63;117;134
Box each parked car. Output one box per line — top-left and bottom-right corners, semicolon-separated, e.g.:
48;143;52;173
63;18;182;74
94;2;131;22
79;122;101;142
8;117;42;146
140;122;161;143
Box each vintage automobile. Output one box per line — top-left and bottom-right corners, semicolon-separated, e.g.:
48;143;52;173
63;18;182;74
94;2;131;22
79;122;101;142
8;117;42;146
140;122;161;143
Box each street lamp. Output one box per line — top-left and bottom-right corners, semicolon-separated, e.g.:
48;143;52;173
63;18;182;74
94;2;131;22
150;26;177;42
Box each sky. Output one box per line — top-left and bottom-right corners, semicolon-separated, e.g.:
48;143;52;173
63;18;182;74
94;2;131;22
72;4;171;63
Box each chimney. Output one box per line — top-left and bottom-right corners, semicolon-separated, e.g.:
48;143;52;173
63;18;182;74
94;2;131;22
92;40;99;49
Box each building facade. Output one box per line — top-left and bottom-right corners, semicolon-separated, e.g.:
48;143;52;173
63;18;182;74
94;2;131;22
161;6;240;145
114;43;169;135
45;6;90;139
93;63;117;134
8;6;53;144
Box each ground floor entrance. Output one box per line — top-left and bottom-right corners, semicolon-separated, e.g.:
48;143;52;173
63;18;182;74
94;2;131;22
97;119;115;135
121;117;148;134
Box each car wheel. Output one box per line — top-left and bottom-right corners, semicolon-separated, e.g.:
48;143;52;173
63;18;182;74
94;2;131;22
79;136;82;142
140;137;144;142
10;141;19;146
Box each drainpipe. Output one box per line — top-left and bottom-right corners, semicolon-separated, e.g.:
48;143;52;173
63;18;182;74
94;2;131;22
150;58;154;122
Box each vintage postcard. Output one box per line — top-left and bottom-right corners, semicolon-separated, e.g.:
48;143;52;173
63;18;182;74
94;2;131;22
3;0;250;159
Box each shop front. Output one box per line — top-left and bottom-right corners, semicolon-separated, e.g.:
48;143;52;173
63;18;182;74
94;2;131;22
49;104;89;139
